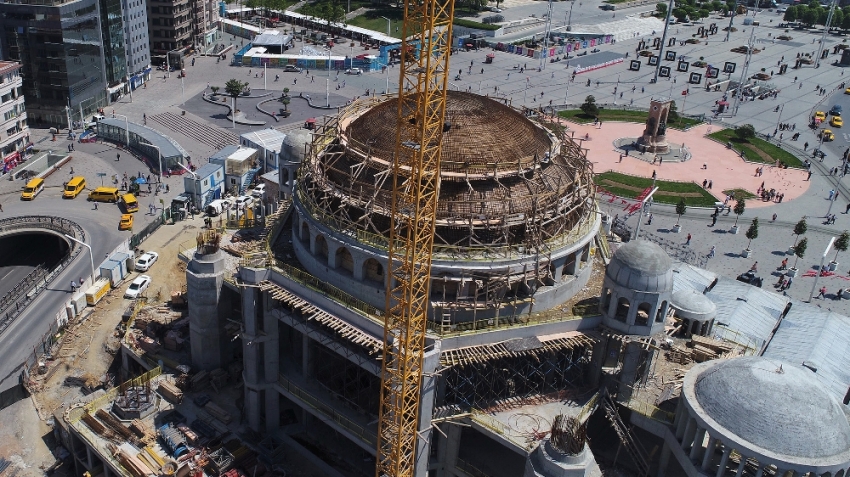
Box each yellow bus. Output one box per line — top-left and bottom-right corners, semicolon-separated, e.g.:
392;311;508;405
63;176;86;198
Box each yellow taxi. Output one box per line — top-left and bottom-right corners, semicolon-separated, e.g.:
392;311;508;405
845;87;850;94
119;214;134;231
815;111;827;121
821;129;836;141
831;116;844;127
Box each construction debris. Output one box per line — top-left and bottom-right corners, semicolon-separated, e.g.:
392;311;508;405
157;380;183;404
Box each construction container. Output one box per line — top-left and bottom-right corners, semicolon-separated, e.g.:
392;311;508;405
111;252;132;274
85;278;112;306
70;295;87;316
99;260;122;287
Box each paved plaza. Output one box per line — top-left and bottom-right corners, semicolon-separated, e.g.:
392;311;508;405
23;3;850;314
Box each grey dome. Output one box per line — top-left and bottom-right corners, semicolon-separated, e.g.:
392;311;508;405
687;357;850;461
606;240;673;292
672;289;716;317
281;129;311;163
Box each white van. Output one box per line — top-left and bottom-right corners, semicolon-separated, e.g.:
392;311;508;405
205;199;230;216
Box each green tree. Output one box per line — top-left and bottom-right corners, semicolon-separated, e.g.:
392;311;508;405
225;78;248;113
832;9;844;28
711;0;723;10
834;230;850;262
733;198;746;227
672;6;689;21
802;7;819;26
792;218;808;248
210;86;220;97
745;217;759;250
656;2;668;15
281;96;291;111
842;10;850;29
580;95;599;117
735;124;756;141
698;8;710;18
784;5;798;21
794;237;808;268
675;198;687;226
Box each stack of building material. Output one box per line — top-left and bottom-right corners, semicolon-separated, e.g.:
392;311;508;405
157;381;184;404
209;368;229;392
95;409;135;441
129;419;151;439
190;370;210;391
111;445;155;477
136;335;161;354
162;330;185;351
690;335;733;362
204;402;232;424
209;447;235;475
177;424;200;446
81;412;113;439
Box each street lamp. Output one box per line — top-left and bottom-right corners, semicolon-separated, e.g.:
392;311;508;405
64;234;95;287
809;236;837;302
113;113;130;148
633;187;659;240
380;16;391;36
566;0;576;32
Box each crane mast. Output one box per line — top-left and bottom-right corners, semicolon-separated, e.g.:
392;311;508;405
375;0;454;474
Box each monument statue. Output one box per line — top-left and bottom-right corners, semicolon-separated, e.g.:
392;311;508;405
636;99;672;154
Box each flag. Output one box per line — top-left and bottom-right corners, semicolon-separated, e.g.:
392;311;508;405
682;90;688;95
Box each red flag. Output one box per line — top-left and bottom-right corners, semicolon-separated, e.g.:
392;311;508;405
682;90;688;95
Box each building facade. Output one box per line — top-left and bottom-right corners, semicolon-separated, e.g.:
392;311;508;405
0;62;29;173
121;0;151;88
147;0;193;64
192;0;219;50
0;0;125;127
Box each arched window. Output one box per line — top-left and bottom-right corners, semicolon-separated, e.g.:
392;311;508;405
636;302;652;326
656;300;667;323
336;247;354;274
615;297;630;323
315;235;328;264
301;221;310;243
363;258;384;283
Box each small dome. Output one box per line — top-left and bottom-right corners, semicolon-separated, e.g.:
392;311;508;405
672;289;716;318
685;357;850;463
606;240;673;292
281;129;311;163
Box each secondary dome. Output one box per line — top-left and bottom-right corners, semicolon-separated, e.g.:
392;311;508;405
686;357;850;462
606;240;673;292
672;289;716;316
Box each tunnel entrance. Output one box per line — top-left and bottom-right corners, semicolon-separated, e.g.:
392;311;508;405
0;232;70;298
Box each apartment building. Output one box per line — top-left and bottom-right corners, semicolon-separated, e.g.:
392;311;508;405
147;0;193;64
0;62;29;173
123;0;151;88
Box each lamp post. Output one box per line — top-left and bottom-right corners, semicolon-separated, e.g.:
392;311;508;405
652;0;675;84
566;0;576;31
633;187;659;240
113;113;130;148
809;236;836;302
381;16;391;36
64;234;95;287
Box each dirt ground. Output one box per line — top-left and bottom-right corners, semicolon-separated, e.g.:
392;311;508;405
0;216;205;475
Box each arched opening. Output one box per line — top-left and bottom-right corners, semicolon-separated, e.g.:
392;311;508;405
336;247;354;275
363;258;384;283
615;297;630;323
835;470;844;477
601;288;612;313
636;302;652;326
300;221;310;243
656;300;667;322
563;254;577;278
315;235;329;264
691;320;701;336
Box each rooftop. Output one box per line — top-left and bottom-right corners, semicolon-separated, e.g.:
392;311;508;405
99;118;188;160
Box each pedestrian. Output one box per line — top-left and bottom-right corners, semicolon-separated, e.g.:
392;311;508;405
686;233;691;245
71;281;77;292
772;213;777;221
807;170;813;181
804;142;809;151
94;202;98;210
785;277;793;290
79;277;84;288
708;246;716;258
647;213;653;225
711;215;717;226
829;189;836;200
708;180;713;189
702;179;708;188
117;152;120;161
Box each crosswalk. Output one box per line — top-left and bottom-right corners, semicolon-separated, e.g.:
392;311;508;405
842;133;850;142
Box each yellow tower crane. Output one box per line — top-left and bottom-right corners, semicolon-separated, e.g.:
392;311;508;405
375;0;455;475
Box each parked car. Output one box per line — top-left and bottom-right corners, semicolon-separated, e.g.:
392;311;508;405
233;195;254;209
205;199;231;216
345;68;363;75
599;4;615;10
831;116;844;127
251;184;266;198
830;104;843;116
282;65;302;73
119;214;134;231
134;251;159;272
125;275;151;299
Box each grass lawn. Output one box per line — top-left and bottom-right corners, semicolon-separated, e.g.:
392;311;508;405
595;171;718;207
722;188;756;200
558;109;702;130
345;9;406;34
707;129;803;168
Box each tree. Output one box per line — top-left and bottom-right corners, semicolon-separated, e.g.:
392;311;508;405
669;100;680;122
711;0;723;10
210;86;220;97
802;7;819;26
784;5;798;22
580;95;599;117
675;198;687;226
225;78;247;113
842;10;850;30
672;7;689;21
745;217;759;250
792;218;807;248
656;2;668;15
732;198;745;227
834;230;850;262
793;237;808;268
281;96;291;111
698;8;710;18
735;124;756;141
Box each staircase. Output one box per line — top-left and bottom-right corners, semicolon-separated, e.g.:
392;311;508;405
600;390;650;477
150;112;238;147
240;167;262;195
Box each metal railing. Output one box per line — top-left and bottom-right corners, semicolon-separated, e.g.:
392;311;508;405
277;374;376;447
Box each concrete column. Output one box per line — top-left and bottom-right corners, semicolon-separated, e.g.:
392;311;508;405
327;242;341;268
734;454;747;477
301;331;311;377
675;407;689;438
246;388;262;430
309;231;319;254
414;342;442;477
264;294;279;383
553;257;565;281
188;250;226;371
352;254;365;281
587;338;606;387
242;287;259;384
716;447;732;477
754;466;764;477
265;389;280;431
682;418;697;451
701;435;717;471
434;423;462;477
657;442;672;477
689;427;706;461
617;341;642;403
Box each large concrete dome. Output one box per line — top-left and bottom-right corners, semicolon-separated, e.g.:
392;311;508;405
606;240;673;292
683;357;850;467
